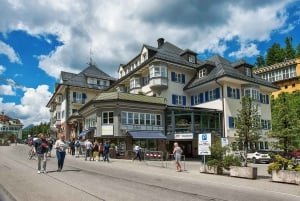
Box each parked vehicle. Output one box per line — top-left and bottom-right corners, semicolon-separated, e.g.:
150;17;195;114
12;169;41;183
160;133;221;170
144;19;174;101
246;150;272;164
290;149;300;160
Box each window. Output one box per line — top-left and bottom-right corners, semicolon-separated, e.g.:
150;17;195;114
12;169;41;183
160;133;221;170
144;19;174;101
72;109;78;114
130;78;141;89
242;87;260;101
228;116;236;128
245;68;252;77
149;65;167;78
227;87;240;99
172;94;186;106
260;94;269;104
171;72;185;83
188;55;195;63
134;113;139;125
198;68;207;78
72;92;87;104
120;112;161;126
103;112;114;124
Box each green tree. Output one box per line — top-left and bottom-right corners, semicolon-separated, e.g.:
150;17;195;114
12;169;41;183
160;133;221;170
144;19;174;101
254;55;266;68
296;44;300;58
284;36;296;60
234;96;261;167
266;43;285;65
270;93;300;153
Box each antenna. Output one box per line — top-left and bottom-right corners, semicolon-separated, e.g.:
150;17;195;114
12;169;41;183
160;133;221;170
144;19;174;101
89;48;93;65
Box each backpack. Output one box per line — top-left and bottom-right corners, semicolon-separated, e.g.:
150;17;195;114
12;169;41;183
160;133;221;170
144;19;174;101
75;141;80;147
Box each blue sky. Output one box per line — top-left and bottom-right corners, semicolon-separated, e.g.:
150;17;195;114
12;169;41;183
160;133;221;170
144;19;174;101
0;0;299;127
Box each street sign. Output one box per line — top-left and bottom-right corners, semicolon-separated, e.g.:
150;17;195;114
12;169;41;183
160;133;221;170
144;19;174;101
221;137;228;147
198;133;211;155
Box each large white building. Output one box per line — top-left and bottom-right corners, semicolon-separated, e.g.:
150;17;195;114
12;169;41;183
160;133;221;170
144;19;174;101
73;38;278;157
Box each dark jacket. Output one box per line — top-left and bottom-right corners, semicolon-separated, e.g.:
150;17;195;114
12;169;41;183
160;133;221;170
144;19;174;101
34;139;48;154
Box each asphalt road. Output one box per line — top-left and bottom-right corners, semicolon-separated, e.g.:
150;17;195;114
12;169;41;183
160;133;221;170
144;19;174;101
0;144;299;201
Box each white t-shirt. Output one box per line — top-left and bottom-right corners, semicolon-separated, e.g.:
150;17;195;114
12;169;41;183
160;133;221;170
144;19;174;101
85;141;92;150
55;139;68;152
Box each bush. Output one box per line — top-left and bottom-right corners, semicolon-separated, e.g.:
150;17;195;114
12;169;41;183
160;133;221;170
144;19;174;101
267;154;300;174
223;155;242;170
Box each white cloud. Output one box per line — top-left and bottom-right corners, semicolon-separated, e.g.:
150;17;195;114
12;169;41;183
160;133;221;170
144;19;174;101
0;65;5;74
0;85;52;127
229;43;260;58
0;84;15;95
0;41;22;64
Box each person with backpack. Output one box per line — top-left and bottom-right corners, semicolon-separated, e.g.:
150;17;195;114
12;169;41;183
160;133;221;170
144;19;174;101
33;133;49;174
75;140;81;158
103;141;110;162
69;139;75;156
133;145;142;161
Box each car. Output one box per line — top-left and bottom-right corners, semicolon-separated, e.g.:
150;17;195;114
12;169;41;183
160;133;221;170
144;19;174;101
246;150;272;164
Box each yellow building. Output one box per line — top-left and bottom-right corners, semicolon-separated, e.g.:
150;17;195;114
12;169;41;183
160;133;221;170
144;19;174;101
253;58;300;98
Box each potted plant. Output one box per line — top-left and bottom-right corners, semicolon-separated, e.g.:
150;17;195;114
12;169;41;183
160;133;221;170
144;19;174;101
268;154;300;185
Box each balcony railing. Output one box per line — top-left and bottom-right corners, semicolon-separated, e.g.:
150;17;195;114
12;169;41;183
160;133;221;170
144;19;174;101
149;77;168;90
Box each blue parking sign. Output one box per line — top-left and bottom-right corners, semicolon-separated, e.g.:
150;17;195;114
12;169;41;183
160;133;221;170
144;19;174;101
202;134;207;141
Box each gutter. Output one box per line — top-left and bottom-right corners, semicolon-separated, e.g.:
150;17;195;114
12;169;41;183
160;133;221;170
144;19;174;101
215;78;225;138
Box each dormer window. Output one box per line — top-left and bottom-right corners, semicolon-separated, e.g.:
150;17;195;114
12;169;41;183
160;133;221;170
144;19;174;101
199;68;207;79
245;68;252;77
142;52;148;62
188;55;195;63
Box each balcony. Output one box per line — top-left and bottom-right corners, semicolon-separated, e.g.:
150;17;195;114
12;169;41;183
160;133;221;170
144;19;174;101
72;99;86;105
149;77;168;91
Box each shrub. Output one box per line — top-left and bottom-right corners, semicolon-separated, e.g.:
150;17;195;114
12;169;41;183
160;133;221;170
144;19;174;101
267;154;300;174
223;155;242;170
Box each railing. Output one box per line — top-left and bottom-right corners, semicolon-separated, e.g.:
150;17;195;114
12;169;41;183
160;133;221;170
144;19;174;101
143;151;164;167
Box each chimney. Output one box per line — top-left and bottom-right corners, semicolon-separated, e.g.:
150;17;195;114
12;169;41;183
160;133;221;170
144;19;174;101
157;38;164;48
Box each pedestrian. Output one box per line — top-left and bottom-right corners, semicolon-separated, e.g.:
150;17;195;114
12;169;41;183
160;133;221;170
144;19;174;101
173;142;182;172
54;134;68;172
93;141;99;161
133;144;142;161
69;139;75;155
75;139;81;158
98;142;104;161
33;133;49;174
47;137;54;157
84;139;92;161
103;141;110;162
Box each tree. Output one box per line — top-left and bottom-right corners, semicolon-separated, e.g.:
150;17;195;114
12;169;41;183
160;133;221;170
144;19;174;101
254;55;266;68
270;92;300;154
234;96;261;167
266;43;285;65
284;36;296;60
296;44;300;58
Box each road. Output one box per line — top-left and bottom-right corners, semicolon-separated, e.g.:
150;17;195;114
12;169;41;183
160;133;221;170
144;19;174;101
0;144;299;201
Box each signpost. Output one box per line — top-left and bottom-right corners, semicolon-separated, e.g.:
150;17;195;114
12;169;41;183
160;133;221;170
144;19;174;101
198;133;211;172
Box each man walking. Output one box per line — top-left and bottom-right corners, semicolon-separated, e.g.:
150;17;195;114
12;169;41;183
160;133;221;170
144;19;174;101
33;133;49;174
84;139;92;161
133;145;142;161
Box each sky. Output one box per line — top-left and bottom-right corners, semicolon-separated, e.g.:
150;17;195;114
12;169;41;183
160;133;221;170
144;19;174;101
0;0;300;128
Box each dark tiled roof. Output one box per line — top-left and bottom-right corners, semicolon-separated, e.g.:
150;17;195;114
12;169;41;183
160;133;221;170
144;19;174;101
60;64;116;89
185;55;278;90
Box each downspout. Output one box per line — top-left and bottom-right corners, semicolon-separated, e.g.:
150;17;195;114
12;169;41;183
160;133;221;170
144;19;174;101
215;79;225;138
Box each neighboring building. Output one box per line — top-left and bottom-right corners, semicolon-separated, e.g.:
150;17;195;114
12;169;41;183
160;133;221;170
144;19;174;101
46;63;116;140
0;111;23;142
253;58;300;98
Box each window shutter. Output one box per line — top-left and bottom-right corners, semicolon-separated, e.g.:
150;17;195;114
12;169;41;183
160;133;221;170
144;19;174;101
82;93;87;99
181;74;185;84
182;96;186;106
191;96;194;105
227;87;231;97
266;95;269;104
237;89;240;99
73;92;76;98
205;91;209;102
260;93;263;103
172;94;176;104
199;93;203;103
215;88;220;99
171;72;175;81
229;117;234;128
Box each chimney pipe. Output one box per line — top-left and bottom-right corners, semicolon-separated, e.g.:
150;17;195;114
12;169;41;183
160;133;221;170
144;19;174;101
157;38;164;48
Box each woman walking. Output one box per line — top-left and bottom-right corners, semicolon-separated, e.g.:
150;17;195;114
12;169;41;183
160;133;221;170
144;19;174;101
173;142;182;172
54;134;68;172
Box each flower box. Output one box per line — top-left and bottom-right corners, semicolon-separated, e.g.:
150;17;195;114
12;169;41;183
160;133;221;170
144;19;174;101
272;170;300;185
229;166;257;179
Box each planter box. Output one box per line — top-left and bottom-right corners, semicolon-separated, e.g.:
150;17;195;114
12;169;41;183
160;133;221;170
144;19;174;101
272;170;300;185
199;164;219;174
229;166;257;179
